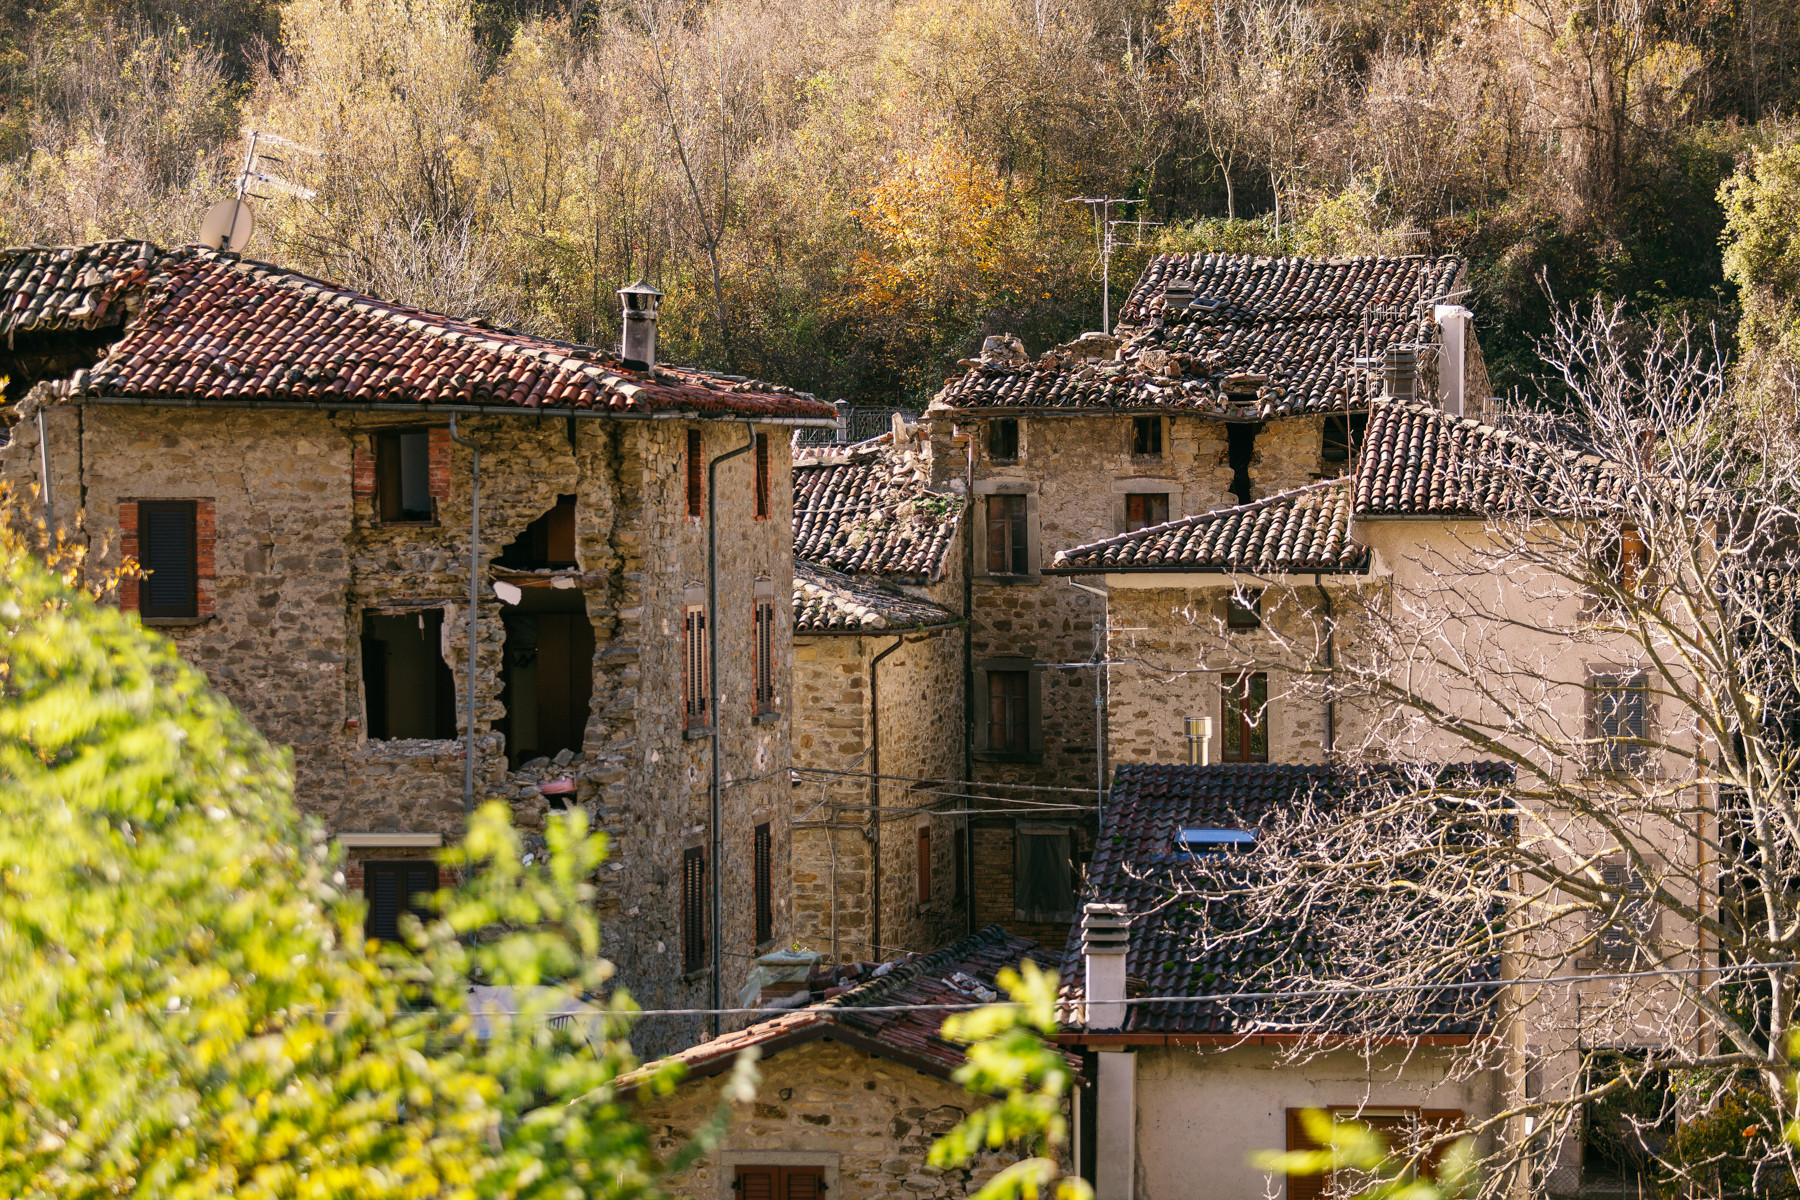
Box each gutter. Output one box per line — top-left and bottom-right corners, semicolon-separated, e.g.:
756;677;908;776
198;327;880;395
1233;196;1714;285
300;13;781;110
72;394;838;426
448;414;480;819
1041;564;1370;577
1055;1032;1479;1048
707;427;757;1038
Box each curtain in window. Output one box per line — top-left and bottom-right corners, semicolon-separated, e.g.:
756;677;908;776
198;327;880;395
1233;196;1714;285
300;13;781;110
1015;829;1073;922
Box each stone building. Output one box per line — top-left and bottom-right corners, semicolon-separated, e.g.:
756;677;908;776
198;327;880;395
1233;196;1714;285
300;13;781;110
625;925;1056;1200
0;240;838;1054
788;428;968;961
918;252;1487;949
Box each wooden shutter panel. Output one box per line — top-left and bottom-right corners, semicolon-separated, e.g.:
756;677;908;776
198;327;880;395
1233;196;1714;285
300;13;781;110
917;826;931;904
403;863;439;922
682;847;706;971
687;429;703;516
1420;1111;1464;1178
755;433;770;518
1286;1109;1325;1200
783;1166;825;1200
734;1166;778;1200
139;501;197;617
754;823;772;945
367;864;402;942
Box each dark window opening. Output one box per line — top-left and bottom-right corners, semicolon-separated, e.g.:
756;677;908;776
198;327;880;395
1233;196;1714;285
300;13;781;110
1320;412;1368;465
1580;1051;1673;1188
987;670;1030;752
734;1165;825;1200
362;610;457;740
1222;671;1269;762
1015;827;1075;923
990;418;1019;461
1132;416;1162;457
985;494;1029;574
138;500;198;618
686;428;704;517
364;860;438;943
754;822;773;944
1226;422;1258;506
683;604;710;730
498;588;595;769
1227;589;1263;630
497;495;577;569
682;846;707;973
953;826;967;901
754;433;771;519
917;826;932;904
1125;492;1169;532
376;430;434;522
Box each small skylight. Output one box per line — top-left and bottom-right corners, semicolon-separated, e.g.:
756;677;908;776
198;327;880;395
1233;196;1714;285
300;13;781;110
1176;828;1256;854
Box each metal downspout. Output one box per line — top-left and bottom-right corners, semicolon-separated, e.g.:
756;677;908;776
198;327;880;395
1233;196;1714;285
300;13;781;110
961;431;976;936
450;415;480;818
1315;572;1335;756
707;426;756;1037
36;406;54;528
868;635;905;961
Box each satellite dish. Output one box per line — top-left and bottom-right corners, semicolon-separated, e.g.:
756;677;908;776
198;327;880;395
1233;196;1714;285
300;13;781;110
198;198;255;252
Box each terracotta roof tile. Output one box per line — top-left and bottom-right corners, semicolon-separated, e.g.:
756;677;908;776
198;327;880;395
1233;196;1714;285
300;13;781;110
20;243;832;419
794;562;959;634
1049;479;1367;574
931;254;1464;419
791;436;963;582
1061;762;1510;1036
0;240;158;337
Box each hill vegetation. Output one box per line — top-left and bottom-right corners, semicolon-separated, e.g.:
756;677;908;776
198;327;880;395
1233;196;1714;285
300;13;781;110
4;0;1800;405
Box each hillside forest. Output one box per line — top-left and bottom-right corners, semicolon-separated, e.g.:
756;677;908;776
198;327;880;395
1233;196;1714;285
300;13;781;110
7;0;1800;407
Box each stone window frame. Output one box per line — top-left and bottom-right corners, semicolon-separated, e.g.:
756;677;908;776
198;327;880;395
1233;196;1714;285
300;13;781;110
974;657;1044;763
1109;476;1184;536
353;426;451;526
119;497;216;624
972;479;1040;582
715;1152;840;1200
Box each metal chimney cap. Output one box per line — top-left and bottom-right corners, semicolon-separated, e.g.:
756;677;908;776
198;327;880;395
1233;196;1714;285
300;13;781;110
1083;902;1131;953
618;278;663;308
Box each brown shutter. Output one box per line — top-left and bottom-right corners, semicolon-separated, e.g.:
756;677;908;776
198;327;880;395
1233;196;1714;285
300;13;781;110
1286;1109;1325;1200
986;496;1009;573
682;847;706;972
783;1166;825;1200
735;1165;778;1200
754;433;770;518
687;428;704;517
917;826;931;904
138;500;198;618
754;823;773;945
1420;1111;1464;1179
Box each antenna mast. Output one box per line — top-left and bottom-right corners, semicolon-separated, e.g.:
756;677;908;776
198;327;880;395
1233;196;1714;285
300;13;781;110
1066;197;1157;333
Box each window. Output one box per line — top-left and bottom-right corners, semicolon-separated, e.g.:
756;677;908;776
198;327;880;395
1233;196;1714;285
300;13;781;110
917;825;932;904
1321;412;1368;466
1605;524;1649;594
754;823;773;945
1221;671;1268;762
990;417;1019;461
753;581;777;717
1015;827;1075;923
1227;589;1263;630
953;826;967;901
498;590;594;768
137;500;198;618
986;494;1029;574
361;610;457;740
683;600;710;731
686;428;703;517
1590;862;1657;964
1285;1108;1464;1200
1579;1052;1672;1189
987;670;1030;752
754;433;771;519
364;860;438;943
496;496;577;569
681;846;706;973
1593;672;1649;772
734;1165;826;1200
1132;416;1162;457
1125;492;1169;532
376;430;435;522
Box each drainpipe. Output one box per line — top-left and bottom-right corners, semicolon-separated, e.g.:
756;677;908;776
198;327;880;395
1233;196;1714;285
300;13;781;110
707;426;756;1037
960;430;977;936
1314;572;1335;757
1083;902;1135;1200
36;406;55;528
449;415;480;819
869;634;905;960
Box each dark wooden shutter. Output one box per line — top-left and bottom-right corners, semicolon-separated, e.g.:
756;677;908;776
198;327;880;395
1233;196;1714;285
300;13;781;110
1420;1111;1465;1178
138;500;197;618
753;599;775;714
734;1165;778;1200
1007;495;1028;573
687;429;703;517
754;434;770;518
953;826;966;900
986;495;1010;573
783;1167;825;1200
684;607;709;728
917;826;931;904
364;861;438;943
1286;1109;1326;1200
754;823;773;945
682;847;706;972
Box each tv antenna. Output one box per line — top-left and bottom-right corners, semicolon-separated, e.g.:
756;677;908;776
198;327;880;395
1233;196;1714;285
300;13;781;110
197;130;321;253
1066;197;1158;333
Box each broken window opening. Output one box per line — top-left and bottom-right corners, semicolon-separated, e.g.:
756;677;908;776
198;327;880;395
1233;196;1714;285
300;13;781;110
362;609;458;740
496;495;578;570
1321;412;1368;466
1226;422;1259;506
498;587;595;769
377;430;435;522
1132;416;1163;457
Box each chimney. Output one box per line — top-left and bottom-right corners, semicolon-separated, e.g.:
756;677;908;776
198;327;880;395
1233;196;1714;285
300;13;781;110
1185;715;1212;765
617;278;663;371
833;399;850;443
1163;277;1196;315
1434;305;1472;417
1382;344;1417;403
1083;902;1130;1030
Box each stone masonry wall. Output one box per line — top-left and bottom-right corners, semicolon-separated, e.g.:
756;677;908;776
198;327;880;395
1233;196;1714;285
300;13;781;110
637;1038;1015;1200
0;396;799;1057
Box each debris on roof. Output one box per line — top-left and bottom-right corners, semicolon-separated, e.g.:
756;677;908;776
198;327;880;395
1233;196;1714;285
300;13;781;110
792;432;963;583
793;561;959;634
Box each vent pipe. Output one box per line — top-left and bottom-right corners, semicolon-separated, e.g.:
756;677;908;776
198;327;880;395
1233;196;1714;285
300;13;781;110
1163;277;1196;314
1383;345;1417;402
1083;902;1131;1030
1185;715;1212;765
617;278;662;371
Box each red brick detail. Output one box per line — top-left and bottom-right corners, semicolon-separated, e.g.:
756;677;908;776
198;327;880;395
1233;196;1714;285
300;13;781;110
195;499;216;618
118;500;139;611
428;427;452;500
352;436;376;501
